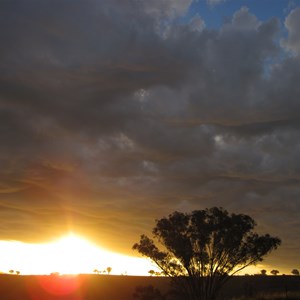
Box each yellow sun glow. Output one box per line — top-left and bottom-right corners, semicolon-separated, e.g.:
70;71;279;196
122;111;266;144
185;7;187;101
0;233;157;276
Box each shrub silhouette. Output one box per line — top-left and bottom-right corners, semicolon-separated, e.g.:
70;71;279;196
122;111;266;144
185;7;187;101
133;285;165;300
291;269;299;276
271;269;279;275
261;269;267;276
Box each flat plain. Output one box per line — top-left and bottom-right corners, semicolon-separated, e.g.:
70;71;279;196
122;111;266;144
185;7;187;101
0;274;300;300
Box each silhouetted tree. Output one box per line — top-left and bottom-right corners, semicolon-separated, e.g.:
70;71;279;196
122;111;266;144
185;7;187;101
93;269;100;274
133;207;281;300
260;269;267;275
106;267;112;275
270;269;279;275
8;270;14;274
16;271;20;275
291;269;299;276
148;270;155;276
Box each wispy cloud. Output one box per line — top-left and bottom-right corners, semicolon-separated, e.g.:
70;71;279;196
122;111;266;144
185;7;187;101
207;0;226;6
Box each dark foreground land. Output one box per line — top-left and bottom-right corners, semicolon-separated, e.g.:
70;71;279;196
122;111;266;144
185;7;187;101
0;274;300;300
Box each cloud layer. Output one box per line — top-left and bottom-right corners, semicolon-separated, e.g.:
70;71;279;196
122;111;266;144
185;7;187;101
0;0;300;271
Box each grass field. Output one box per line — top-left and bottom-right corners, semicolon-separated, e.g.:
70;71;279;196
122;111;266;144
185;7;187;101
0;274;299;300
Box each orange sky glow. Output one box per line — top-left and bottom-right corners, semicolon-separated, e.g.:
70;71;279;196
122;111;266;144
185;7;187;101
0;233;280;276
0;233;158;276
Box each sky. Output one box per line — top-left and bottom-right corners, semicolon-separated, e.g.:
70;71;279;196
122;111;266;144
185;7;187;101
1;0;300;275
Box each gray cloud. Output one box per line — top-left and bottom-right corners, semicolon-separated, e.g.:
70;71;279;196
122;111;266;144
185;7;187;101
282;7;300;55
142;0;193;18
0;1;300;271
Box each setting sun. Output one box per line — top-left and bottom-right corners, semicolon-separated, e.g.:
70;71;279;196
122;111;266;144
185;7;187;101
0;233;157;276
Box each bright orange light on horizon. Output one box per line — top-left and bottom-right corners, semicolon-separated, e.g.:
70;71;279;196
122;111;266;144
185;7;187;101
0;233;158;276
0;233;276;276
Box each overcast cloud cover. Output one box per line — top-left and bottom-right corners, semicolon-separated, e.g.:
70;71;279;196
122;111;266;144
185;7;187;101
1;0;300;271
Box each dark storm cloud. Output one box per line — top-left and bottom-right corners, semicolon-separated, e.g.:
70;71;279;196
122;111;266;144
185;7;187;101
1;1;300;270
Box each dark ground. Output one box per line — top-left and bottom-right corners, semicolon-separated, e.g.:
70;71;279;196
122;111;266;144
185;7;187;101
0;274;299;300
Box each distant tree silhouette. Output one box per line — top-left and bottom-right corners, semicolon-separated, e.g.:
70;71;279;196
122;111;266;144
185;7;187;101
133;207;281;300
50;272;60;276
106;267;112;275
270;269;279;275
291;269;299;276
93;269;100;274
16;271;20;275
147;270;162;276
8;270;14;274
260;269;267;275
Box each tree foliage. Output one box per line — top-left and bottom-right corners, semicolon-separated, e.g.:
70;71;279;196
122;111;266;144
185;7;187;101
270;269;279;275
291;269;299;276
260;269;267;276
133;207;281;300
